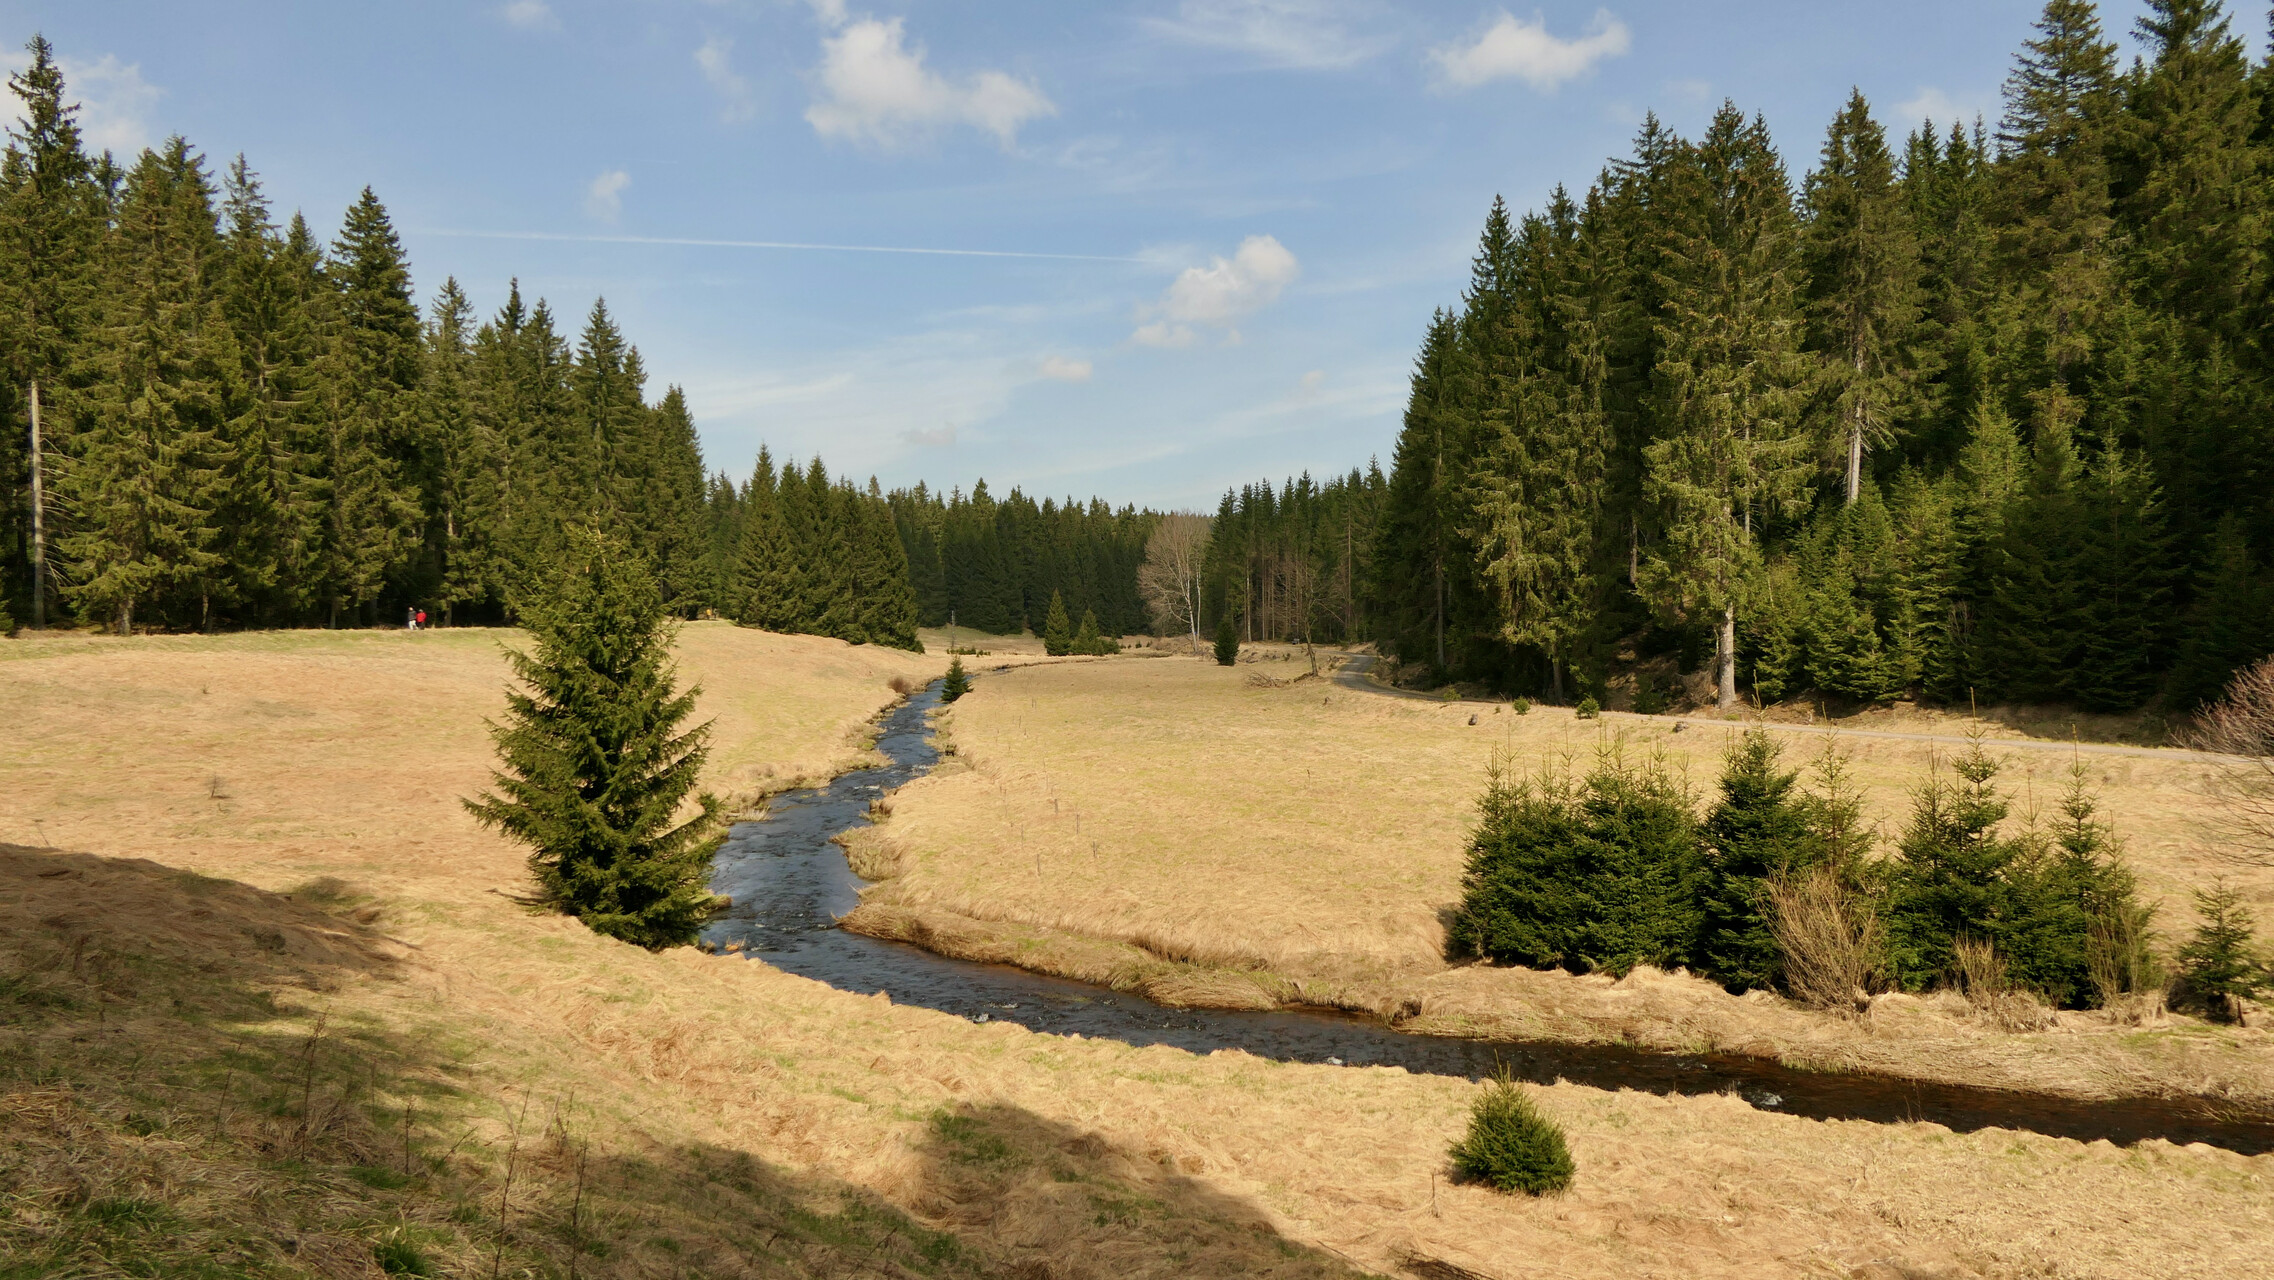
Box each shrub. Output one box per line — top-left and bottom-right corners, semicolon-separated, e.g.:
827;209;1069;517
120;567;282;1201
1574;695;1600;719
2174;881;2268;1023
1632;675;1671;716
941;656;971;702
1766;864;1882;1013
1213;614;1239;666
1511;697;1531;715
1449;1075;1574;1195
1450;745;1704;975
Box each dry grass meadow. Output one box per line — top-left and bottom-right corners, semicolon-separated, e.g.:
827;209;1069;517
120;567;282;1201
5;625;2271;1278
849;648;2274;1108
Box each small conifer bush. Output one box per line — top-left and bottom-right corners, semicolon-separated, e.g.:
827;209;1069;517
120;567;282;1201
941;655;971;702
1511;697;1531;715
1042;590;1073;656
1213;614;1239;666
1575;695;1600;719
2175;880;2268;1023
1449;1075;1574;1195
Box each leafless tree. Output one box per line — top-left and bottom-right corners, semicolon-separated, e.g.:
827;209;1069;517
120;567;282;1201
2187;655;2274;866
1138;513;1211;653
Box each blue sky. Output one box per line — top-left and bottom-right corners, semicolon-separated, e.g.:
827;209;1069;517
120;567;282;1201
0;2;2214;508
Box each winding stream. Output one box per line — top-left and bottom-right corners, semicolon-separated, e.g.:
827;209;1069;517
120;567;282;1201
702;680;2274;1157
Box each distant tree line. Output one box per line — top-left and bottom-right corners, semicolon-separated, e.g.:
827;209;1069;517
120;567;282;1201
1372;0;2274;712
0;38;712;633
1199;467;1386;645
885;480;1151;639
717;447;921;652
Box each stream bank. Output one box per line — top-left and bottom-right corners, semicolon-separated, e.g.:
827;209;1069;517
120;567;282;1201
702;681;2274;1156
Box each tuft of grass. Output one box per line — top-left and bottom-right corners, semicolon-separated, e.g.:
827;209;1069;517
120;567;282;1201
929;1109;1023;1169
1449;1076;1574;1196
82;1196;172;1230
373;1233;434;1276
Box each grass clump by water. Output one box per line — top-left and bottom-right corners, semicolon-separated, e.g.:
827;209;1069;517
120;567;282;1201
1449;1075;1574;1196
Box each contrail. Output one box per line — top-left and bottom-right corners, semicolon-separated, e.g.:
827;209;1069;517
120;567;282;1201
416;228;1145;264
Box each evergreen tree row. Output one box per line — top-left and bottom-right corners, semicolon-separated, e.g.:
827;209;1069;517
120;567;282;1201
1375;0;2274;712
885;480;1150;638
1200;467;1387;644
0;39;713;633
720;448;921;652
1452;729;2157;1012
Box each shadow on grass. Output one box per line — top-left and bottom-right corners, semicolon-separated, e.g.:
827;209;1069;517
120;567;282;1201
0;845;1375;1280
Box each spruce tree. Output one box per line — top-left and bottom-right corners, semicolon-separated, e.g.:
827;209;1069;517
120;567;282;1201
1699;730;1819;990
2;35;97;630
1072;606;1104;655
1881;740;2023;988
2174;880;2267;1021
1801;89;1919;505
941;654;971;702
1042;587;1072;655
732;448;804;632
1640;105;1813;709
465;524;722;949
1213;611;1239;665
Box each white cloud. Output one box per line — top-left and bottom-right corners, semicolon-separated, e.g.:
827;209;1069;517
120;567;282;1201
1132;321;1196;349
1038;355;1093;382
57;55;161;155
1144;0;1393;70
804;14;1054;149
1895;86;1984;130
1132;234;1299;347
501;0;556;30
901;424;957;447
584;169;630;222
1432;9;1630;92
696;37;758;124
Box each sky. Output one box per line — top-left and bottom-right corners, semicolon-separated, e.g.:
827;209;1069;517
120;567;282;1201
0;1;2220;509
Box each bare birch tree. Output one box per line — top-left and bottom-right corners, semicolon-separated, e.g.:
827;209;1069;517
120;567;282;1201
1138;513;1211;653
2188;655;2274;866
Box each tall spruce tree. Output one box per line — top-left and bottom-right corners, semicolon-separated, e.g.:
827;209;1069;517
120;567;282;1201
1640;105;1813;709
465;523;722;949
1802;90;1919;505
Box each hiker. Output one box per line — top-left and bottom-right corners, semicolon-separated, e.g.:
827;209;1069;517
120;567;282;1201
406;607;417;630
416;608;428;630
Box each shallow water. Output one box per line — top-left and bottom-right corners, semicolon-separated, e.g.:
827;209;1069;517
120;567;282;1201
702;681;2274;1156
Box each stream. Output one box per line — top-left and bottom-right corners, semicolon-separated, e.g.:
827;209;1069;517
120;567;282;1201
702;680;2274;1157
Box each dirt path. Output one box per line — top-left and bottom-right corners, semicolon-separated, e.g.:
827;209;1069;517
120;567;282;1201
1328;653;2239;765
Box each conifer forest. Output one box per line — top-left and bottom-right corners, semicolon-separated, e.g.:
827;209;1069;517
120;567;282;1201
9;1;2274;716
1371;0;2274;712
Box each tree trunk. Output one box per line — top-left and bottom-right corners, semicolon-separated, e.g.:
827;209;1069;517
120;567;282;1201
1845;416;1864;507
1433;561;1446;670
27;381;45;630
1717;605;1737;711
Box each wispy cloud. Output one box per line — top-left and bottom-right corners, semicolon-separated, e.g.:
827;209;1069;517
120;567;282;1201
1037;355;1093;382
1144;0;1394;70
57;54;161;154
416;227;1141;262
1432;9;1630;92
584;170;630;222
1895;85;1986;131
901;424;958;447
804;8;1054;149
501;0;556;31
1132;234;1299;348
695;36;758;123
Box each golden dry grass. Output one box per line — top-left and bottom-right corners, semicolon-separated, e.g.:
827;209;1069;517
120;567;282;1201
6;626;2273;1278
851;650;2274;1105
